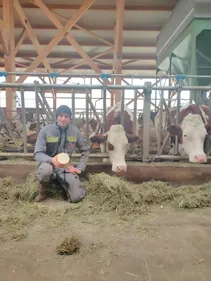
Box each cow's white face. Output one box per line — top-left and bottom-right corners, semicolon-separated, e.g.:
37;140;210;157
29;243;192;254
106;125;130;172
89;124;138;173
168;114;208;163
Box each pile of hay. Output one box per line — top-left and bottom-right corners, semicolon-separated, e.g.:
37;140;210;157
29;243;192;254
80;173;211;217
56;235;81;255
0;173;66;241
1;171;211;241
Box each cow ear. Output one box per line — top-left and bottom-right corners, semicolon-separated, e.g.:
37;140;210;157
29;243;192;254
89;134;107;144
126;133;139;143
205;123;211;134
167;125;182;136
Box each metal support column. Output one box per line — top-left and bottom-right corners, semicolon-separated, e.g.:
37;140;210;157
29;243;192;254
20;88;28;153
85;88;89;143
132;89;137;154
34;81;40;134
120;89;125;127
142;82;151;162
102;88;107;153
157;90;164;153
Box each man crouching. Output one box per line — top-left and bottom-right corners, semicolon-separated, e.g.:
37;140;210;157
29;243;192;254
33;105;90;203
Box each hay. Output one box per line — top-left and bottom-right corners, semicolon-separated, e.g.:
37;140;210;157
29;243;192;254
1;171;211;241
0;173;66;241
79;173;211;218
56;235;81;255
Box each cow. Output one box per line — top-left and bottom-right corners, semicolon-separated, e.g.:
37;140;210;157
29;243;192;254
89;102;140;173
155;103;211;163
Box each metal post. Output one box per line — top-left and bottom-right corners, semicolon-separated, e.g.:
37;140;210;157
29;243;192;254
102;88;107;153
34;81;40;133
174;89;181;154
20;88;28;153
72;89;75;126
120;89;125;127
142;82;151;162
157;90;164;153
195;91;200;114
103;88;107;134
85;88;89;143
90;78;92;119
155;78;158;109
132;89;137;154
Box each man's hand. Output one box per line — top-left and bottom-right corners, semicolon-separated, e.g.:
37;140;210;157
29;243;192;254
51;155;64;168
66;165;81;174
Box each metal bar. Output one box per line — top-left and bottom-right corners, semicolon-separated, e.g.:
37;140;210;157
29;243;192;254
6;72;211;79
0;110;21;150
142;82;151;162
157;90;164;153
39;90;54;120
2;83;211;91
195;91;200;113
155;78;158;109
86;94;101;124
174;90;181;154
103;88;107;134
36;94;53;122
72;89;75;125
158;132;170;155
0;152;138;160
85;88;89;143
34;82;40;134
102;88;107;153
151;154;211;161
132;89;137;154
120;89;125;127
20;88;28;153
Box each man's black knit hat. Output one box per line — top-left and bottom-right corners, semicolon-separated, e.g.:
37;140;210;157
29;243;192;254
56;105;72;119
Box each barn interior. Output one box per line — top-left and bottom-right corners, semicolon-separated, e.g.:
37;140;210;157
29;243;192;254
1;2;211;281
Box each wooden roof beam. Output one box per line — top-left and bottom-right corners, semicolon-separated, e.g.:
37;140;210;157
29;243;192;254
10;53;156;60
113;0;125;103
14;0;52;72
46;9;114;47
32;0;114;90
2;1;9;55
59;47;114;73
0;3;176;11
3;0;16;119
16;0;96;84
14;24;161;32
0;19;9;55
14;41;156;48
14;28;28;55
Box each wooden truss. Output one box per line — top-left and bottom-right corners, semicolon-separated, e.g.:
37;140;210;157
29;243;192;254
0;0;174;116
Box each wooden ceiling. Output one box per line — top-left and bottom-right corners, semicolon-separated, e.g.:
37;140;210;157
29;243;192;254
0;0;178;78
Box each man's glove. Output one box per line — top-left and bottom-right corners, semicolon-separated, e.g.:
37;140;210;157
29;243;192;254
66;165;81;174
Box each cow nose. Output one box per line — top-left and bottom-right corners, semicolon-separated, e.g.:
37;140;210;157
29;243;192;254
194;154;207;163
116;165;127;172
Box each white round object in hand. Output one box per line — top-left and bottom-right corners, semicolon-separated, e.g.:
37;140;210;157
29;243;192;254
57;153;70;166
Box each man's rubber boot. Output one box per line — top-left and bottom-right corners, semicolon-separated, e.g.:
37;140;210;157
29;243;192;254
35;184;48;202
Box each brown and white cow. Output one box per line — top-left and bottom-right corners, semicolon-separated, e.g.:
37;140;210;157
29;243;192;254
89;102;140;173
155;104;211;163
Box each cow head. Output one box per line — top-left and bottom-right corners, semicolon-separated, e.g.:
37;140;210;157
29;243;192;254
90;125;138;173
167;113;211;163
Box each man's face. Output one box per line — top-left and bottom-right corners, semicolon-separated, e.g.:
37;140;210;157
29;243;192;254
57;113;71;128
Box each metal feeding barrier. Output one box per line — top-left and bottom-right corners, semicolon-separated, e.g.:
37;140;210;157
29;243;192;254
1;73;211;162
